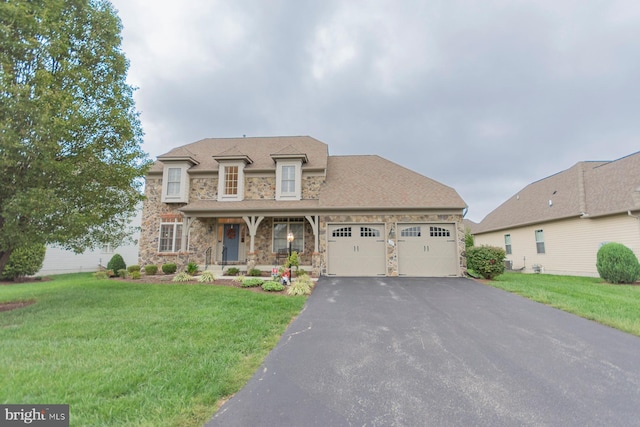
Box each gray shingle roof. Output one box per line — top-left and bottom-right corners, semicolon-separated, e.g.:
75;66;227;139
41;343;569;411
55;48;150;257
319;156;466;209
157;136;467;214
151;136;328;172
475;151;640;234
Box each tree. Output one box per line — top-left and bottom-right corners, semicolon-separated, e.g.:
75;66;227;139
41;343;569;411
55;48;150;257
0;0;150;272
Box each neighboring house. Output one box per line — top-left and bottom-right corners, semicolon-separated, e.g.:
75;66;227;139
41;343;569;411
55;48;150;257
38;209;141;276
473;151;640;277
139;136;468;277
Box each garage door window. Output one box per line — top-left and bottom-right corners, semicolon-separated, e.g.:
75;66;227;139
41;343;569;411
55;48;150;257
332;227;352;237
430;226;450;237
360;227;380;237
401;226;421;237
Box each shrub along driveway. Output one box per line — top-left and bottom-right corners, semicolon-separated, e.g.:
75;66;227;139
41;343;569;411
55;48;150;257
209;277;640;426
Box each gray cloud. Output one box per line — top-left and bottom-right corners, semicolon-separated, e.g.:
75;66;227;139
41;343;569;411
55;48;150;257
112;0;640;222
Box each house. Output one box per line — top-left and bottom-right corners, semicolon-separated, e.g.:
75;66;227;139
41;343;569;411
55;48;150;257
473;151;640;277
38;208;141;276
138;136;467;277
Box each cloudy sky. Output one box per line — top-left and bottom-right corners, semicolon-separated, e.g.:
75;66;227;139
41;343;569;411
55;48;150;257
109;0;640;223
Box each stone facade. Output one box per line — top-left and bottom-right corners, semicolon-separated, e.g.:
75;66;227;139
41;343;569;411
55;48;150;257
139;168;466;277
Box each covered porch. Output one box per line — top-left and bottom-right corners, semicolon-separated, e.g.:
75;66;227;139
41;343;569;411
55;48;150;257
179;210;322;276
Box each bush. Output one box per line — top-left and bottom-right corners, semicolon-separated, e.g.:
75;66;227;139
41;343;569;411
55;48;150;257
93;271;108;280
172;272;193;282
186;262;198;275
262;281;284;292
144;265;158;275
127;264;141;273
596;242;640;284
225;267;240;276
105;269;116;278
241;278;264;288
198;271;216;283
162;263;177;274
117;269;128;279
286;251;299;271
248;268;262;277
465;228;474;248
287;274;314;296
107;254;127;277
466;246;506;280
130;271;141;280
1;244;46;281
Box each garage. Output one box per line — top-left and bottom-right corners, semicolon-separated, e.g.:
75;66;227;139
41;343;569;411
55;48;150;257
327;224;386;276
397;223;459;277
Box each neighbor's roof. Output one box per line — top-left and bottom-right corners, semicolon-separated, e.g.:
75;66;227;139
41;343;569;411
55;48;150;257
475;151;640;234
151;136;328;173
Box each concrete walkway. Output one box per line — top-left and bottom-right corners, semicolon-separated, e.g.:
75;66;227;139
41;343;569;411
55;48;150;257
208;277;640;426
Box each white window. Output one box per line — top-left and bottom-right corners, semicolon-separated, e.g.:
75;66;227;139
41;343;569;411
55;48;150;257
275;160;302;200
217;162;245;201
167;168;181;196
281;165;296;193
159;221;183;252
273;218;304;253
535;229;545;254
161;163;190;203
504;234;512;255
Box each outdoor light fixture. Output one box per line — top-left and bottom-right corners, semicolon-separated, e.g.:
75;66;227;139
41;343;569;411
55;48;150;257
388;226;395;239
287;232;294;257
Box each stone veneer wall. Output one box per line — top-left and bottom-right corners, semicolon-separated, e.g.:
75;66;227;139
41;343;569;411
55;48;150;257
317;213;466;276
245;176;275;199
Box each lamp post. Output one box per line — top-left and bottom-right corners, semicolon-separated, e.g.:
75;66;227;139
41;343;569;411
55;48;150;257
287;232;294;258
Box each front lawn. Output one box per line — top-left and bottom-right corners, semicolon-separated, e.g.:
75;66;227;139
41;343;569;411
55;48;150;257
486;273;640;336
0;274;306;426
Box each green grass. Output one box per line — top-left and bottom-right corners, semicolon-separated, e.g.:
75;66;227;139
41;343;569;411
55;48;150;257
487;272;640;336
0;274;306;426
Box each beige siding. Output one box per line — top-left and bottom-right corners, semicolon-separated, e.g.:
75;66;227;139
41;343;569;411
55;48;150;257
474;214;640;277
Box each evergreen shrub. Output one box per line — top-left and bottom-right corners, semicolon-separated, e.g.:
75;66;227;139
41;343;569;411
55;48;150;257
596;242;640;284
107;254;126;277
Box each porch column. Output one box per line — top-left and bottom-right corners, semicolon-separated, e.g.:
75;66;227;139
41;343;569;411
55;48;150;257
181;216;194;252
242;216;265;252
304;215;319;253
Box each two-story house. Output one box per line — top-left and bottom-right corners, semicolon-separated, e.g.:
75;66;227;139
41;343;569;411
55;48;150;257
139;136;468;277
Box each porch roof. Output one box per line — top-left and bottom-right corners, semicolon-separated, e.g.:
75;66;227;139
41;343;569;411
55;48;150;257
179;199;321;216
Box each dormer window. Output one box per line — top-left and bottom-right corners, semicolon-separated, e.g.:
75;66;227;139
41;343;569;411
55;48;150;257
161;162;190;203
224;165;239;195
281;165;296;193
213;148;252;202
216;161;245;201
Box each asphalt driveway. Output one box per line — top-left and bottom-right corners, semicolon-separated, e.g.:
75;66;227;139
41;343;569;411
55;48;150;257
208;277;640;426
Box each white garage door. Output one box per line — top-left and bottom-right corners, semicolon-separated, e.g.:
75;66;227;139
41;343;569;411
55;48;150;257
397;223;459;277
327;224;386;276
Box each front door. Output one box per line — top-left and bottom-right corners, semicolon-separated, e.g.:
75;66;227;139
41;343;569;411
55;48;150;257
223;224;240;262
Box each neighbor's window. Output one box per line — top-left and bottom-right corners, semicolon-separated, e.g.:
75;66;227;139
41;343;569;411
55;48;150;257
504;234;512;255
273;218;304;253
224;165;239;195
535;229;545;254
166;167;181;196
159;221;183;252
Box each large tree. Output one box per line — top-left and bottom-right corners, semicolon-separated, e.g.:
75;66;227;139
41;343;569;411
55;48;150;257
0;0;150;272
